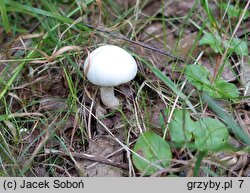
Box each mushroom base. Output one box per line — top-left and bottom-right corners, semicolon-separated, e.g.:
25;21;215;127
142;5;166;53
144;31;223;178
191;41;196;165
100;87;120;108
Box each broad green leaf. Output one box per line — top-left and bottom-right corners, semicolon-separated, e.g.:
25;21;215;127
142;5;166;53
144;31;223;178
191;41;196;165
193;118;229;151
132;131;172;175
202;93;250;145
160;109;195;143
169;110;195;143
185;64;239;100
212;79;239;99
185;64;211;90
199;33;223;53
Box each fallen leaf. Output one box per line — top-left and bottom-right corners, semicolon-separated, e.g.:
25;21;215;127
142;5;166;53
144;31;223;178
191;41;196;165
82;137;124;177
164;0;195;17
39;97;67;111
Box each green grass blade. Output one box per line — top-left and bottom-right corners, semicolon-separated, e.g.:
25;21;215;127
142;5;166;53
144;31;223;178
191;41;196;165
5;0;93;33
0;63;25;100
202;93;250;145
0;49;35;100
200;0;218;29
193;151;207;177
0;0;11;33
138;57;196;113
0;131;15;164
5;0;72;23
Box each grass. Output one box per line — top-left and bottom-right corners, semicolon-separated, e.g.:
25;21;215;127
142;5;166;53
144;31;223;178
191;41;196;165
0;0;250;177
0;0;11;33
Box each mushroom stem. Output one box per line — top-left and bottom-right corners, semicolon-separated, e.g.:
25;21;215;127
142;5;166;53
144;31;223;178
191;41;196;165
100;86;120;108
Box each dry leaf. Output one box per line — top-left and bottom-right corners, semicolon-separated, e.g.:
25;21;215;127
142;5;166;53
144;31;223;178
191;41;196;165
82;137;124;177
164;0;195;17
39;97;67;111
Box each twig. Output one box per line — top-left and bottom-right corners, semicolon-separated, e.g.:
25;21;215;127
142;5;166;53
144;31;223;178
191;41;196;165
82;23;185;62
45;148;129;170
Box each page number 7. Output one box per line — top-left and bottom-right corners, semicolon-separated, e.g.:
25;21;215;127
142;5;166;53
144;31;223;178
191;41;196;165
238;180;244;188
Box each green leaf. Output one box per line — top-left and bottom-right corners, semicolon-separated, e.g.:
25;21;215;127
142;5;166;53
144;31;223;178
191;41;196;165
160;109;195;143
199;33;223;53
223;38;248;56
200;32;248;56
212;79;239;99
132;131;172;175
185;64;239;100
185;64;211;90
202;93;250;146
193;118;229;151
169;110;195;143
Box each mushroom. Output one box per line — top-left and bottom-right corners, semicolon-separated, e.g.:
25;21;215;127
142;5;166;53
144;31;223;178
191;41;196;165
84;45;137;108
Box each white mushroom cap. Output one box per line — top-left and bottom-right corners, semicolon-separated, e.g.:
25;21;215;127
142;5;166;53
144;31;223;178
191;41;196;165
84;45;137;86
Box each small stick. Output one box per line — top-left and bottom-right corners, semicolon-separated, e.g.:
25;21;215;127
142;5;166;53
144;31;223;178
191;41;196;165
82;23;185;62
45;148;129;170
